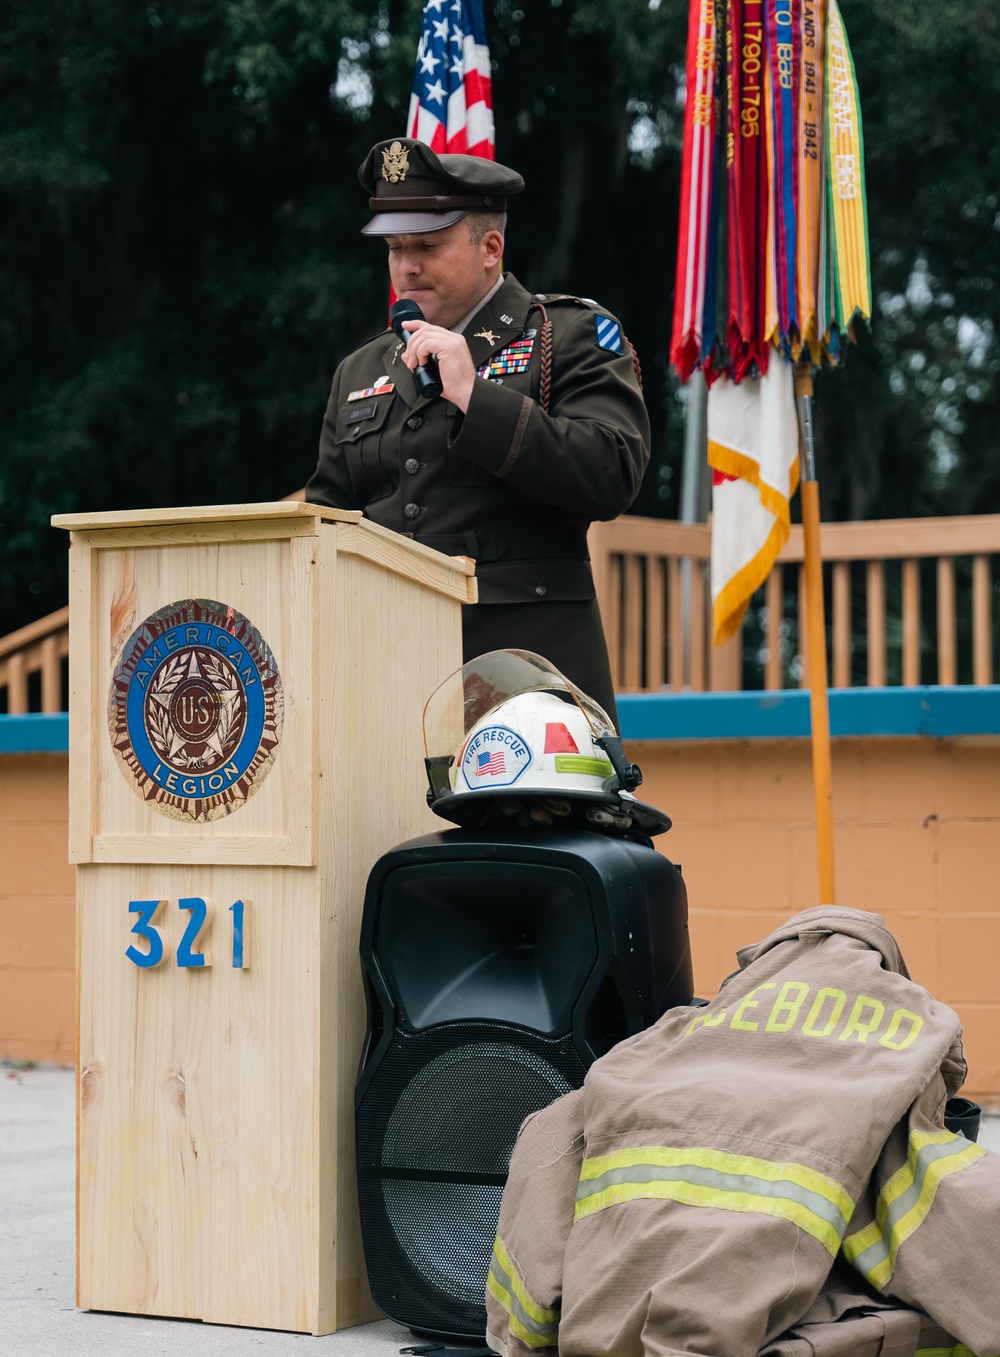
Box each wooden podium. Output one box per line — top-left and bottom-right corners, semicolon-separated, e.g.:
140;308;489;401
52;502;476;1334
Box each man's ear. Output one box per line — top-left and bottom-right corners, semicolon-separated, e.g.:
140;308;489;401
482;229;504;268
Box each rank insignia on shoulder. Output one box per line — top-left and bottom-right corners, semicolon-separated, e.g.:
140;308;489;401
348;381;394;401
477;336;534;379
595;315;623;354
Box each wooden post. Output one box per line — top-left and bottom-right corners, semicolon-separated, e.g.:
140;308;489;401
795;368;836;905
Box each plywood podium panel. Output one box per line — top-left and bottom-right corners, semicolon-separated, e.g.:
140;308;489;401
53;503;476;1334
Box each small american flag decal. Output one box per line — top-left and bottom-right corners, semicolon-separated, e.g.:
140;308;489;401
477;749;506;777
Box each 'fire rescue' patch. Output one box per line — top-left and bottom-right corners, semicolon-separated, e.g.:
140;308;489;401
108;598;283;823
460;725;532;789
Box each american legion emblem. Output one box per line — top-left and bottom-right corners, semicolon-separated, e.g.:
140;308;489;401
108;599;283;822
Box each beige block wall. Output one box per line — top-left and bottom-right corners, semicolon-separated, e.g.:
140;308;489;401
3;740;999;1104
0;754;75;1065
630;736;1000;1107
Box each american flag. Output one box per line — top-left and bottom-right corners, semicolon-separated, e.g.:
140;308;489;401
477;748;506;776
407;0;495;159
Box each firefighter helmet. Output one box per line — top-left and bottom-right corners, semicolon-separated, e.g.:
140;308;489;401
423;650;671;837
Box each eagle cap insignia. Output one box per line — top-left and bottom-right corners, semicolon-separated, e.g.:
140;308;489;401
381;141;409;183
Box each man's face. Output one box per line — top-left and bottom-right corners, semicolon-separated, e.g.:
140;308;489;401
385;221;500;328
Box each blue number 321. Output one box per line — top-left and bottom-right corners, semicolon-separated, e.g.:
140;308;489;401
126;898;250;970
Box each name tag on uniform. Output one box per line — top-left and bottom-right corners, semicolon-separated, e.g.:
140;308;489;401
346;402;378;424
347;380;394;401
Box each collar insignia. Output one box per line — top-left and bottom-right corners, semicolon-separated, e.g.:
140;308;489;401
500;314;513;325
381;141;409;183
474;328;499;345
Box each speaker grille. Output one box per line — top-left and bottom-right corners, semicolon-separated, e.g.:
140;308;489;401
357;1023;587;1336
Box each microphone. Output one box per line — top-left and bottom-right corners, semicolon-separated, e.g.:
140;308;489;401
389;298;443;400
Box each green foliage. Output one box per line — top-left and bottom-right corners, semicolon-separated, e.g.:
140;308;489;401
817;0;1000;521
0;0;998;635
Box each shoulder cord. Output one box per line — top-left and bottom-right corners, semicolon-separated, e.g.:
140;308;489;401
627;338;643;390
528;303;553;414
529;303;642;412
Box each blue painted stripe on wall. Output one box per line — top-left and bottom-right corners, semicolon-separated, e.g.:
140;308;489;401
3;687;999;753
0;713;70;753
618;687;1000;742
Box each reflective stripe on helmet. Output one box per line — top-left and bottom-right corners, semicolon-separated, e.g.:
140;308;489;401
842;1129;986;1291
486;1233;560;1350
553;755;614;777
574;1145;854;1257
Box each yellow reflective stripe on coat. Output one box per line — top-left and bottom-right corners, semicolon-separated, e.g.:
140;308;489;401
842;1129;986;1291
916;1347;995;1357
916;1347;997;1357
575;1146;854;1256
487;1234;559;1350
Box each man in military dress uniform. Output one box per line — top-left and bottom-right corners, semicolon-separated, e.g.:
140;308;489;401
305;137;650;725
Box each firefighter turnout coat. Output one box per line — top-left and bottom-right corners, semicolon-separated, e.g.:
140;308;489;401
486;907;1000;1357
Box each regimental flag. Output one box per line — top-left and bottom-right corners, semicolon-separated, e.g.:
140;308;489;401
407;0;495;159
708;361;799;643
823;0;871;339
670;0;720;381
671;0;871;647
670;0;870;377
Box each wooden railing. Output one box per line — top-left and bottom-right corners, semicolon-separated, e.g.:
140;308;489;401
3;516;998;708
0;607;70;713
590;515;1000;693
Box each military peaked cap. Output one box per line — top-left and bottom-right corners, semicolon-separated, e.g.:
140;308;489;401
359;137;524;236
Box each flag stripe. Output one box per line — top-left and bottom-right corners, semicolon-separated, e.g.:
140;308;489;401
409;0;496;159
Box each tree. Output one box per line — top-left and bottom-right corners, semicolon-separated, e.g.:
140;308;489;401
1;0;998;640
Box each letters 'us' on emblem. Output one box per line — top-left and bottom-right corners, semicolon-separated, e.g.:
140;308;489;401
108;598;284;823
381;140;410;183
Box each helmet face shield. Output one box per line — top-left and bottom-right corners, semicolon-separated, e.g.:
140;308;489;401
422;650;670;837
422;650;616;769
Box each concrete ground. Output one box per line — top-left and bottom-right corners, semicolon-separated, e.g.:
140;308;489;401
0;1064;413;1356
3;1064;999;1356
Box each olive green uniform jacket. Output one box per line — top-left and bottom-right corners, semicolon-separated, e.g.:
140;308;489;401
486;907;999;1357
305;274;650;720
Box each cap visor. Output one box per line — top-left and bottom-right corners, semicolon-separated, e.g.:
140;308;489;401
362;208;470;236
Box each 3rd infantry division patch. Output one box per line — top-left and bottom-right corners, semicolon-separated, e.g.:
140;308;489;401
595;315;623;353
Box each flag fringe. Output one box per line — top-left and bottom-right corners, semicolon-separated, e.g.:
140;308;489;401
712;514;791;645
707;440;800;523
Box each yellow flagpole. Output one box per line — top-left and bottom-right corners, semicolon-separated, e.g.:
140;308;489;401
795;364;836;903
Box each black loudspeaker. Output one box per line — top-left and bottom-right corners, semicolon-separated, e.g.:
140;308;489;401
355;827;693;1340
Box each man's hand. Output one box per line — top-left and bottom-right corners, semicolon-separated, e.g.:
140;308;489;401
401;320;477;412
